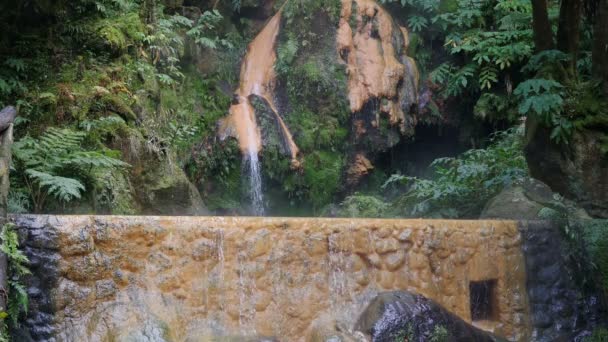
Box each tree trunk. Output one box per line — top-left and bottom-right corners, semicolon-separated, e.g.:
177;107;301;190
593;0;608;94
557;0;583;73
531;0;554;51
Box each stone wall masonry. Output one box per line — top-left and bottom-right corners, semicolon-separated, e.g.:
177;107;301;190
13;216;535;341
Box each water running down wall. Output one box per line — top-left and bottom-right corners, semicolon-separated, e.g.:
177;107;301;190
12;216;600;341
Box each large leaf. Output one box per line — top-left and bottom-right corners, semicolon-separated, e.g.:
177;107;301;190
25;170;85;203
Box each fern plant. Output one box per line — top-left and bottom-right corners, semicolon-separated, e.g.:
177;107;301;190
0;223;30;342
12;127;128;212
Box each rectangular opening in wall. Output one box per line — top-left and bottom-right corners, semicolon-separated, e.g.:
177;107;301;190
469;279;497;321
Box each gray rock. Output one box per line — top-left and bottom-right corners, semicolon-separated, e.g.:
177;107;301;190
354;291;504;342
0;106;17;132
134;160;209;216
480;178;590;220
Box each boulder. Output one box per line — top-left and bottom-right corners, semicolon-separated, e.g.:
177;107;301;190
525;125;608;218
354;291;505;342
133;159;208;216
480;178;590;220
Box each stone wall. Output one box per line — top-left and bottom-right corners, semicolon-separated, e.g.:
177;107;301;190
12;216;534;341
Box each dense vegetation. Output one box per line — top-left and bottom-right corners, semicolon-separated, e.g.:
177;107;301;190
339;0;608;219
1;0;245;214
0;0;606;218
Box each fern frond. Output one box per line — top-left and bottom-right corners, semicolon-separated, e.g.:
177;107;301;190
25;170;85;202
68;151;129;169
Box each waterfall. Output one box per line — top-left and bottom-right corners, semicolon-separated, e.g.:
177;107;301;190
244;151;264;216
219;8;300;215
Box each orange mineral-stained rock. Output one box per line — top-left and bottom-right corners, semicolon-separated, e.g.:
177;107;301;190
219;8;300;166
346;153;374;186
21;215;533;341
338;0;419;133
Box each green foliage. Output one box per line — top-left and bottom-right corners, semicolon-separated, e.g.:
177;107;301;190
408;15;429;32
12;128;128;212
187;10;233;50
302;151;344;212
0;223;31;341
421;0;533;95
515;79;564;114
231;0;242;12
283;0;341;23
0;59;28;107
384;128;528;218
473;93;518;121
430;325;449;342
514;78;575;143
586;327;608;342
96;12;145;52
522;50;570;74
579;220;608;297
276;34;299;77
336;194;389;218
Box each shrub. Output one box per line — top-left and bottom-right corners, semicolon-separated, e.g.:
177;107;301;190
12;127;129;212
383;127;528;218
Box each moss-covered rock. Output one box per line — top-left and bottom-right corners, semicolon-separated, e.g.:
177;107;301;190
480;178;590;220
132;157;208;215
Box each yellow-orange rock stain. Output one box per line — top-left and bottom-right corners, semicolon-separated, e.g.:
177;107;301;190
48;216;531;341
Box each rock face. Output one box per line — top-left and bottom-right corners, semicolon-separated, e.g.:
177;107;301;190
525;126;608;218
337;0;419;136
219;0;419;180
14;216;534;341
219;7;299;165
519;221;604;341
354;291;502;341
338;0;420;184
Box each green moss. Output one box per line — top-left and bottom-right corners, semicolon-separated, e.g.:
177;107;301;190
95;13;145;53
303;151;344;211
98;25;127;51
264;0;352;214
189;139;242;212
93;92;136;121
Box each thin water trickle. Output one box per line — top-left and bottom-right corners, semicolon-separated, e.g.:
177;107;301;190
245;151;264;216
328;232;349;308
237;249;257;335
216;230;226;311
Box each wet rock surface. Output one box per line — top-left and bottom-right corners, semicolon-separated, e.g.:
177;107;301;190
518;221;604;341
355;291;503;342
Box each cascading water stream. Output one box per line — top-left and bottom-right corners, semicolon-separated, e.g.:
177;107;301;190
219;6;300;215
245;151;265;216
241;101;265;216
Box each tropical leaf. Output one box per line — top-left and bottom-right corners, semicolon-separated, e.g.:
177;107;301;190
25;170;85;202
